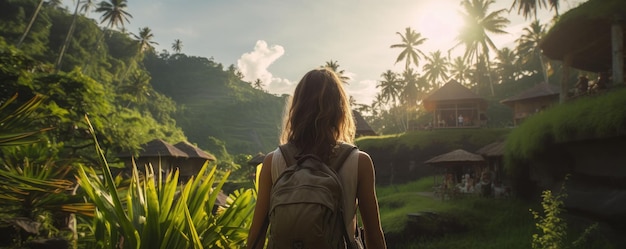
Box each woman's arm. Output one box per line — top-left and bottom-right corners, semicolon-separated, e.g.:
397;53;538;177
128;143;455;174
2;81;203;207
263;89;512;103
356;151;387;249
246;152;274;249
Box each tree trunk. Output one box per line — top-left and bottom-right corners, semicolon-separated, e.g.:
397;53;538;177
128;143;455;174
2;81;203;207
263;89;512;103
55;0;81;72
612;19;624;85
17;0;45;48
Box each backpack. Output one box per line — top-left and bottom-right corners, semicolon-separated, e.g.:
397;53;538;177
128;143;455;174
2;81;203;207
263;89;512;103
267;143;357;249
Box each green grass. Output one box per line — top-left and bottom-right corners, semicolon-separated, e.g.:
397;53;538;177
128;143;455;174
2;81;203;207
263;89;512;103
376;177;625;248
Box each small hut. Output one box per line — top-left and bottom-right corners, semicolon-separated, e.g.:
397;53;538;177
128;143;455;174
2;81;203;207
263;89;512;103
353;110;377;137
500;82;560;126
425;149;486;184
422;80;488;128
476;141;506;182
174;141;216;180
118;139;188;176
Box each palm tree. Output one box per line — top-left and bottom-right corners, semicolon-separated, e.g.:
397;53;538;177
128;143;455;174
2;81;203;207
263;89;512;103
390;27;428;70
323;60;350;84
172;39;183;53
55;0;82;71
376;70;401;107
422;50;450;89
80;0;97;15
510;0;560;20
494;47;519;84
253;79;264;90
516;20;549;83
119;71;153;108
95;0;133;31
453;0;510;96
450;56;471;86
132;27;159;53
399;68;420;131
16;0;45;48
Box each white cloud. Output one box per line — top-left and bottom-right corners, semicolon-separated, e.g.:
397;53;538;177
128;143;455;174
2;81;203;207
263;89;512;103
237;40;285;85
346;79;378;106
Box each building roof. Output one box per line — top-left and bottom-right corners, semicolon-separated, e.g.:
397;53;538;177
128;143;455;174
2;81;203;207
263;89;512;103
174;141;216;161
424;149;485;164
423;80;484;102
500;82;560;106
353;110;377;136
422;80;487;111
476;141;505;157
540;0;626;72
128;139;189;158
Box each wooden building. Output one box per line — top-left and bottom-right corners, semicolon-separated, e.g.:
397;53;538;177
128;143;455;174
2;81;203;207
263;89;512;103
500;82;560;126
118;139;188;176
540;0;625;102
422;80;488;128
174;141;216;181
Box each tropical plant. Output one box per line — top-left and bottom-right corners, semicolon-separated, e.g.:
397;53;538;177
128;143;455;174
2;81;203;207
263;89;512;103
132;27;159;53
76;116;256;248
422;50;449;89
80;0;97;15
0;94;95;247
17;0;45;48
95;0;133;31
516;20;550;83
323;60;350;84
494;47;520;84
453;0;510;96
55;0;82;71
510;0;560;20
450;56;471;86
376;70;401;107
390;27;427;71
172;39;183;53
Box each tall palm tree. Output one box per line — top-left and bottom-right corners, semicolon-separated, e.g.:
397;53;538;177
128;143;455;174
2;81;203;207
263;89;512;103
323;60;350;84
80;0;97;15
516;20;549;83
399;68;420;131
95;0;133;31
422;50;450;89
510;0;560;20
390;27;428;70
132;27;159;53
450;56;471;86
172;39;183;53
494;47;519;84
16;0;45;48
55;0;82;71
376;70;401;107
453;0;510;96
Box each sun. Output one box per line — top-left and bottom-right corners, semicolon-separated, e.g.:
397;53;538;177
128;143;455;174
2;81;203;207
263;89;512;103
417;2;464;47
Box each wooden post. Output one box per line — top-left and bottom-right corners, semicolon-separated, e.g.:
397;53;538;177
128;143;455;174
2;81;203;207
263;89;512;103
612;16;624;85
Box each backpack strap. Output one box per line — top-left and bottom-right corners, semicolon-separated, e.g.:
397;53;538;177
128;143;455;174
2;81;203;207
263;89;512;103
278;143;298;167
330;143;358;172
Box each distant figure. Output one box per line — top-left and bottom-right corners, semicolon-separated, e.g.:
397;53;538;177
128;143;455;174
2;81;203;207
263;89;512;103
575;75;589;95
458;114;464;127
595;72;608;90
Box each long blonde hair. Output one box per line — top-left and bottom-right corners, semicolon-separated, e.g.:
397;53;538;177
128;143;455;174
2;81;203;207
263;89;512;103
280;67;355;160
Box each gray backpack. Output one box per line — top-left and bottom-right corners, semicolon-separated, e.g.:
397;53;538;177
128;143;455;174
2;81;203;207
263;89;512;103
267;143;357;249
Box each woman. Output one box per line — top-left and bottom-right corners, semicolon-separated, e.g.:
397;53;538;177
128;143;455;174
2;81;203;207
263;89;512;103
246;68;387;248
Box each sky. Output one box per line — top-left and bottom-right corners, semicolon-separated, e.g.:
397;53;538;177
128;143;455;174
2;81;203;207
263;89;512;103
62;0;583;106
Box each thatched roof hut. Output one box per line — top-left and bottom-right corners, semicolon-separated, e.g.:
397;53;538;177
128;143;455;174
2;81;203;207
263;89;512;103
425;149;485;165
117;139;188;176
500;82;560;125
540;0;625;101
353;110;377;137
422;80;488;128
425;149;486;184
174;141;216;178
